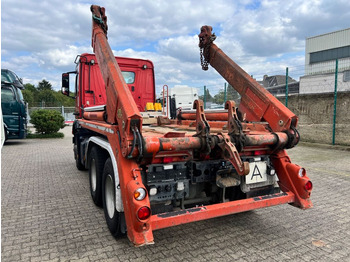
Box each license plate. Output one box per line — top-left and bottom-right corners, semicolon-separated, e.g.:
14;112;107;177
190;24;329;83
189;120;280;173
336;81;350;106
246;161;267;184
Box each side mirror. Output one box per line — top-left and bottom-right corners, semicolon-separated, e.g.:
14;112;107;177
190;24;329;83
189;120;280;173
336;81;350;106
61;73;70;96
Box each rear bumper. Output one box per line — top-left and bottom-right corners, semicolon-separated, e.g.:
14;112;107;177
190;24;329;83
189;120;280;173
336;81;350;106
151;191;295;230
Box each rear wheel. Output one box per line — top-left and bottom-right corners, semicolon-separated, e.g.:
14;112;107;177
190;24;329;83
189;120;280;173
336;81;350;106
102;158;126;237
74;136;86;171
89;146;106;207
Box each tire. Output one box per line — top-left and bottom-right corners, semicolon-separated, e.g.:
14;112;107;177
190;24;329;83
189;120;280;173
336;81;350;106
74;137;86;171
89;146;106;207
102;158;126;238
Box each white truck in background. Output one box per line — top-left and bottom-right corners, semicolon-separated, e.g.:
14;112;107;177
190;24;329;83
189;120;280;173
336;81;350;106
159;85;198;118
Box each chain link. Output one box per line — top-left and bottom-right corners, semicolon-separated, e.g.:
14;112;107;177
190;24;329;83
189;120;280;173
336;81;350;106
199;34;216;71
200;47;209;71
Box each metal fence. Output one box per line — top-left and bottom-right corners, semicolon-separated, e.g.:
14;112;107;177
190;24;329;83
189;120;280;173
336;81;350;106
198;61;350;109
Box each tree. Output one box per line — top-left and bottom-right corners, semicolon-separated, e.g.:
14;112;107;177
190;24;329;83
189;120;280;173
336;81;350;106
22;83;38;106
212;84;241;105
226;84;241;102
53;90;76;107
24;83;37;93
199;88;213;101
22;89;34;105
37;79;53;91
21;80;76;107
38;89;57;107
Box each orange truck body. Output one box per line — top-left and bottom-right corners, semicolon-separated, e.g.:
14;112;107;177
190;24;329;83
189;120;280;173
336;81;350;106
62;6;312;246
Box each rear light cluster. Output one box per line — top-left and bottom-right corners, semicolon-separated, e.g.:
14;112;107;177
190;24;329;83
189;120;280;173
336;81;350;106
286;163;312;199
298;168;312;191
133;187;151;220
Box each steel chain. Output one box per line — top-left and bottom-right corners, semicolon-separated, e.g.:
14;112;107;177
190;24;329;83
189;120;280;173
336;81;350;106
199;34;216;71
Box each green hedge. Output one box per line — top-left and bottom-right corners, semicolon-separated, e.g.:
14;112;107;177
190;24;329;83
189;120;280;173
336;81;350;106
27;132;64;139
30;109;65;134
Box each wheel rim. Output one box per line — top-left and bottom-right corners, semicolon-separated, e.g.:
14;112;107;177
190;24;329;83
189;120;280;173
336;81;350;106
91;159;97;192
105;174;115;219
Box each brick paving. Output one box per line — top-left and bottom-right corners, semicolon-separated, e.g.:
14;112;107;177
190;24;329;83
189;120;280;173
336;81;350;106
1;127;350;261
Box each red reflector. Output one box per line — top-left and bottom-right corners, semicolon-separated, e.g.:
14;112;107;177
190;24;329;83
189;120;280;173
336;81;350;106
163;157;173;163
137;207;151;220
254;150;265;156
305;181;313;191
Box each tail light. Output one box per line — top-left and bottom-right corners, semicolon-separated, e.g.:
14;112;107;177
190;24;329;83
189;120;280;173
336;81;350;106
254;150;266;156
137;206;151;220
305;181;313;191
163;157;173;163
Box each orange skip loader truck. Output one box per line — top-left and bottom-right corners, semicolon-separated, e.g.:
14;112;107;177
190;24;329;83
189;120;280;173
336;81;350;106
61;5;312;246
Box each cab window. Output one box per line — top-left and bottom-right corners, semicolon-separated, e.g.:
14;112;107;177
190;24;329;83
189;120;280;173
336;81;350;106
122;71;135;84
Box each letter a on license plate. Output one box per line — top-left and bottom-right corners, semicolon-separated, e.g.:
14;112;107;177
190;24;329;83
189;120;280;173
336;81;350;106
246;161;267;185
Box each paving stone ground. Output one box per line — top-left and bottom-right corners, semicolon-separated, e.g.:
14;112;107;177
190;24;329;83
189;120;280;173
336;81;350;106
1;126;350;261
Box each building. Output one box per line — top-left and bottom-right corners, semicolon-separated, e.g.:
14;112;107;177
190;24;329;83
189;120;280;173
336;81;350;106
300;28;350;94
260;75;296;87
259;75;299;96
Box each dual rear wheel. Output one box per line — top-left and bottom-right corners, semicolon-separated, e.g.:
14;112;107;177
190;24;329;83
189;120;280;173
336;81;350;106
102;158;127;237
88;147;126;237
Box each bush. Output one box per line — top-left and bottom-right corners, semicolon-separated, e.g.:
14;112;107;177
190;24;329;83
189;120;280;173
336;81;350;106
30;109;65;134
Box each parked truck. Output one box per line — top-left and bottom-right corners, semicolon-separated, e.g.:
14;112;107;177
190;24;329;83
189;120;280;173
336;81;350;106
62;6;312;246
1;69;27;140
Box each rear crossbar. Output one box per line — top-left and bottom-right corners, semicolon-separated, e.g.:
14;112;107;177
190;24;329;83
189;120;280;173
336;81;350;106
151;192;295;230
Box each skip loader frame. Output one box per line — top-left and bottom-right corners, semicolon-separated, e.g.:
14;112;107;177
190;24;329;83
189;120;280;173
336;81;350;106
72;6;312;246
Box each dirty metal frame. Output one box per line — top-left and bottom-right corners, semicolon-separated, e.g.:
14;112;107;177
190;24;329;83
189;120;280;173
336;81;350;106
88;6;312;246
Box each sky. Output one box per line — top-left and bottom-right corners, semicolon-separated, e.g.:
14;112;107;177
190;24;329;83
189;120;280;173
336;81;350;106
1;0;350;96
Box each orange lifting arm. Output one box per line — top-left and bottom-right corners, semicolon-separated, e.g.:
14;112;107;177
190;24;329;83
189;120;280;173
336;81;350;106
90;5;142;157
198;26;298;137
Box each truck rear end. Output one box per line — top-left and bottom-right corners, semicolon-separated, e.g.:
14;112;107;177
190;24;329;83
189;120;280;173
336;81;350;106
63;5;313;246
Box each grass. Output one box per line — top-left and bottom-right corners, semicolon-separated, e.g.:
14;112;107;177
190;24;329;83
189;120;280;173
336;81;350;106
26;132;64;139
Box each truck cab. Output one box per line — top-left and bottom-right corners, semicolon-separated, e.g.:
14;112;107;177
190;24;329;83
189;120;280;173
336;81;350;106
62;53;155;118
1;69;27;140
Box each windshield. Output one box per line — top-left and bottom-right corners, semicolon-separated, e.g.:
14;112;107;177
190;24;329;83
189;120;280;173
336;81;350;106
1;69;24;89
1;69;20;84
